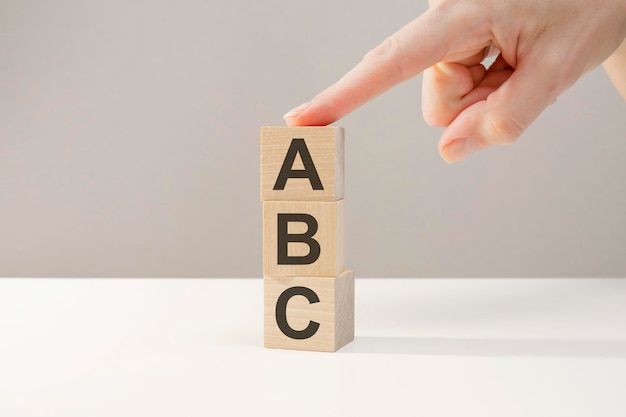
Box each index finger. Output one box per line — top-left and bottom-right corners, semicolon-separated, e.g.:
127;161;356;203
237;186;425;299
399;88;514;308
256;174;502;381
284;8;454;126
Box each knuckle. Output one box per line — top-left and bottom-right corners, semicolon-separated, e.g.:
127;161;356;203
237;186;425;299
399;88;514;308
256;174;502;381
365;36;400;62
363;36;409;82
423;108;454;127
486;111;525;144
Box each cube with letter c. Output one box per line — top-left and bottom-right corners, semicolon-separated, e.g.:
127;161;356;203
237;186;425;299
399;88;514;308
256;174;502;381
264;270;354;352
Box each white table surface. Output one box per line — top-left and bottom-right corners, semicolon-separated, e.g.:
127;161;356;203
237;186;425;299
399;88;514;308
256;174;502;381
0;278;625;417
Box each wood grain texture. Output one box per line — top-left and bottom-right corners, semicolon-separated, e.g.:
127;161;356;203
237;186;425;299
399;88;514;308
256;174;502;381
263;200;345;277
264;270;355;352
261;126;344;201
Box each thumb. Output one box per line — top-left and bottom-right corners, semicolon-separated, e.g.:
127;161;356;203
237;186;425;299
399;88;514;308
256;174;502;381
439;56;563;163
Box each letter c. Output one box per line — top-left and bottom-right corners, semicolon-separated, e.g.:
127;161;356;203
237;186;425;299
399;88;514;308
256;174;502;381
275;286;320;339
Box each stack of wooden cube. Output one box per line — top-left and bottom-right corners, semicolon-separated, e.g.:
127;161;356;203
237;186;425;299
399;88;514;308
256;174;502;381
261;126;354;352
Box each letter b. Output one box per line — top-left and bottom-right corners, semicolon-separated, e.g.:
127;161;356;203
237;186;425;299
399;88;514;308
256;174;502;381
263;200;345;277
277;213;320;265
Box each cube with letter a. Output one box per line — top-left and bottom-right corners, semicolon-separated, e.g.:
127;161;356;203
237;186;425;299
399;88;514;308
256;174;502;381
261;126;344;202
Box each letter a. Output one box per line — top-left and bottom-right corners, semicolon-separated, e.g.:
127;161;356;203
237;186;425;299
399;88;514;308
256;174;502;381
273;139;323;190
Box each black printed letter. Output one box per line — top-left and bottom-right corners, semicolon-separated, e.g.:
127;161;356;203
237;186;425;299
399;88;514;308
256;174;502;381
276;286;320;339
277;213;320;265
273;139;323;190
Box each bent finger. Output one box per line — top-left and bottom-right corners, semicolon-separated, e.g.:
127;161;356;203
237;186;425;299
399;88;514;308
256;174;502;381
439;51;564;162
422;62;486;127
423;54;514;127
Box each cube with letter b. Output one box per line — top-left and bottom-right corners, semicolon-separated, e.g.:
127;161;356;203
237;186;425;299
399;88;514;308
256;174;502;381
263;200;345;277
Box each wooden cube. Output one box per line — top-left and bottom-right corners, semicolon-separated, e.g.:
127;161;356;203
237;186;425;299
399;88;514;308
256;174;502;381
264;270;355;352
261;126;344;201
263;200;345;277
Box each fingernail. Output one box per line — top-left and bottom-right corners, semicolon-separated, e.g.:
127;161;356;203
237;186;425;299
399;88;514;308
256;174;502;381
283;101;311;120
441;137;483;163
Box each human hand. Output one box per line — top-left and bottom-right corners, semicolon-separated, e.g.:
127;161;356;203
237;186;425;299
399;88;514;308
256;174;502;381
283;0;626;162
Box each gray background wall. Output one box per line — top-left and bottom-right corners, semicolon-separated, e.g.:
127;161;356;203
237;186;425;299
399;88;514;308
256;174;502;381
1;0;625;277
